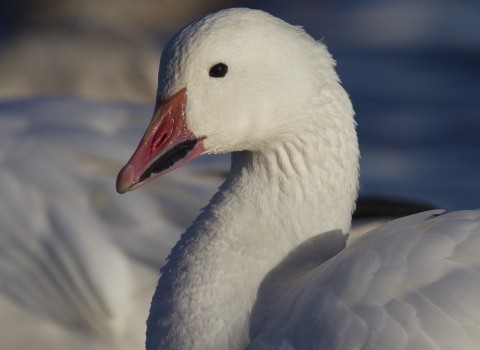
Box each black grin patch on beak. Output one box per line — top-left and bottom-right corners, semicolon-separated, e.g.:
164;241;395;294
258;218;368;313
139;138;198;183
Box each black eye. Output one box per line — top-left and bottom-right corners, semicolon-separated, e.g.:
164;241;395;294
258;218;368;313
209;63;228;78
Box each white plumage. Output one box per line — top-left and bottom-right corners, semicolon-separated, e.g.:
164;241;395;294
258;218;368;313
111;8;480;349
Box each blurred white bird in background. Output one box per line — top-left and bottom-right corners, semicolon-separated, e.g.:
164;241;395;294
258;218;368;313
0;98;229;349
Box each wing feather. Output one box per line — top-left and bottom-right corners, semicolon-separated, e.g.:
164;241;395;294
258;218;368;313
251;210;480;349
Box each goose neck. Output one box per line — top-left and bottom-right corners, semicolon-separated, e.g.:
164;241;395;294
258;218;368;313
146;134;358;349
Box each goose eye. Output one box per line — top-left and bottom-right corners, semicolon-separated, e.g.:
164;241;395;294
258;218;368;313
209;63;228;78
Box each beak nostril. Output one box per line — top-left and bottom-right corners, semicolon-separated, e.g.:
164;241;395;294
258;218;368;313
155;133;168;150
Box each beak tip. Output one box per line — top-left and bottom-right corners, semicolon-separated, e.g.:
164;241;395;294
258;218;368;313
116;164;135;194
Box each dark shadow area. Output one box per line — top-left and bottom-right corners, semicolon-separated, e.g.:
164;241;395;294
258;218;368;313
248;229;346;342
353;196;436;218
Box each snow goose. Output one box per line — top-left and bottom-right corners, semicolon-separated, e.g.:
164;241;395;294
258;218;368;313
117;8;480;350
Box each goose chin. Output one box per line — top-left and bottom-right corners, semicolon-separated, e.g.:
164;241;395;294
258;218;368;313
116;88;205;194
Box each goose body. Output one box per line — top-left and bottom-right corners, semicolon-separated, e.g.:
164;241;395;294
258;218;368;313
116;8;480;350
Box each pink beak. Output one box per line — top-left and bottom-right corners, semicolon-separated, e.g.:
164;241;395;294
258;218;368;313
116;88;205;194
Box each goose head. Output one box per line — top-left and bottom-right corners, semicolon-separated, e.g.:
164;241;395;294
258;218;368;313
116;8;353;194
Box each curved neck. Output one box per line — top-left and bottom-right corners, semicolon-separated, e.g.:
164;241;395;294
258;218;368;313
146;128;359;349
